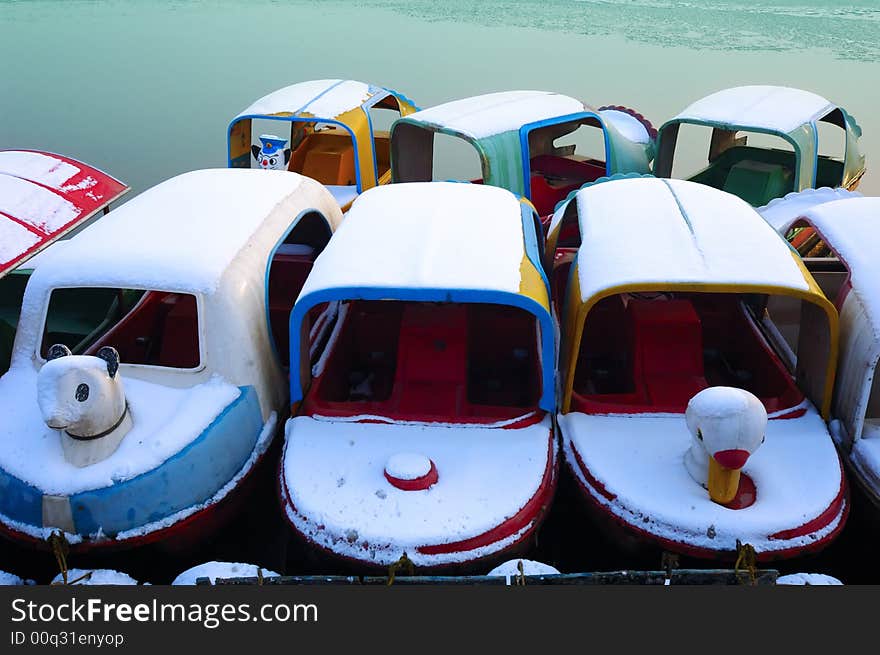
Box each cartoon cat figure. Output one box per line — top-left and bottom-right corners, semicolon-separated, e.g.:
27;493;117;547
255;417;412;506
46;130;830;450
252;134;291;171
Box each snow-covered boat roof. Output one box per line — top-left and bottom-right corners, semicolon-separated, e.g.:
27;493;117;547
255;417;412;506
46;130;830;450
796;197;880;334
758;188;863;232
568;177;812;303
233;79;394;121
671;85;836;135
298;182;542;299
400;91;586;140
0;150;128;278
30;169;340;294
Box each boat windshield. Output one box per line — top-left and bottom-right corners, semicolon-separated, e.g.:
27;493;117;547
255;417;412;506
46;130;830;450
39;287;201;370
302;300;543;424
571;291;831;415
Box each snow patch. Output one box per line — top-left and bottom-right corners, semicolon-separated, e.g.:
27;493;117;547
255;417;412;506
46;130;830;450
0;151;80;188
385;453;432;480
51;568;138;585
0;219;39;266
0;175;80;232
776;573;842;585
487;559;560;577
172;561;280;585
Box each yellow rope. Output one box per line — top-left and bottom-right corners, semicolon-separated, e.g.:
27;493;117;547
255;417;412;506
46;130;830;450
387;552;415;586
734;540;758;586
48;531;70;585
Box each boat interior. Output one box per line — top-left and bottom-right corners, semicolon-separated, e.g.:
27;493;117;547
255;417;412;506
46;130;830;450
38;287;201;369
0;271;29;374
570;292;815;415
301;300;544;423
526;118;609;218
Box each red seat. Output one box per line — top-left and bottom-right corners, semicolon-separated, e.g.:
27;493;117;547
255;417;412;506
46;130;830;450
394;304;467;416
268;247;316;365
627;298;707;410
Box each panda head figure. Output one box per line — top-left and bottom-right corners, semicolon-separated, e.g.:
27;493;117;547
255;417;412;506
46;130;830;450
252;134;291;171
37;344;132;468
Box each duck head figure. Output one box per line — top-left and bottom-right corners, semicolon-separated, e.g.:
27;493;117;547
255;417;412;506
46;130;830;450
37;344;132;468
684;387;767;505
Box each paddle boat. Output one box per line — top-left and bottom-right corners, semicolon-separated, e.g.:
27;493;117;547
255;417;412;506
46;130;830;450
0;150;128;374
390;91;655;222
654;85;865;207
0;168;342;552
280;182;557;570
228;79;418;211
546;176;847;561
768;196;880;516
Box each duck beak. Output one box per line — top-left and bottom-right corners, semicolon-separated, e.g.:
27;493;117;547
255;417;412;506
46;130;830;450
708;457;741;505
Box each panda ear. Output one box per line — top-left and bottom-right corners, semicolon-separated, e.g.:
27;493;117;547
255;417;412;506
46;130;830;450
251;145;261;160
96;346;120;378
47;344;72;360
284;148;291;165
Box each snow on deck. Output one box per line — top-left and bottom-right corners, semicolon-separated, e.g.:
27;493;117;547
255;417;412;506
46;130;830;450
403;91;585;140
234;79;375;120
298;182;526;298
673;86;835;134
283;415;552;565
560;407;843;553
0;151;80;189
797;197;880;337
572;178;810;303
0;366;240;495
51;569;138;585
29;169;314;294
0;220;40;268
172;562;280;585
0;175;80;232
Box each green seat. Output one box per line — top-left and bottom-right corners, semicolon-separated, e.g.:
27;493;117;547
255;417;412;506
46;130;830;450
722;160;792;206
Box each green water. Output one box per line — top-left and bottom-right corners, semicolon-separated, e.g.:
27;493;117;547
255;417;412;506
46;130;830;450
1;0;878;196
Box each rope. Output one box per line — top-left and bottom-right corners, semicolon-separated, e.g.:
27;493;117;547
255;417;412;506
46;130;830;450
48;531;70;585
514;559;526;586
386;552;415;586
734;539;758;586
661;551;680;585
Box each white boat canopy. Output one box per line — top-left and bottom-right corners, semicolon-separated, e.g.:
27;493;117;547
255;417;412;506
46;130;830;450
401;91;587;140
297;181;538;298
797;197;880;343
557;177;811;304
673;85;836;135
29;169;342;295
232;79;380;122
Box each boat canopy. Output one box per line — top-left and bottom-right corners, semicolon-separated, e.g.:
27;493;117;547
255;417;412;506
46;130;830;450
0;150;128;279
228;79;418;192
550;177;838;414
391;91;654;203
26;169;341;295
790;197;880;442
655;86;865;193
289;181;555;410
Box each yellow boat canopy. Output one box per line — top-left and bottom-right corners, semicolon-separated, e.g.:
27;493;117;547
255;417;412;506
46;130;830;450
228;79;418;194
549;177;838;416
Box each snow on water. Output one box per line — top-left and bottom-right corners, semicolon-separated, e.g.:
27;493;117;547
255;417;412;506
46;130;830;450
777;573;843;585
283;415;553;565
0;175;79;232
0;151;80;188
574;178;810;303
299;182;525;299
674;86;834;134
561;406;843;553
487;559;560;577
0;366;240;495
51;569;139;585
0;218;39;266
172;562;281;585
0;570;28;585
405;91;585;139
